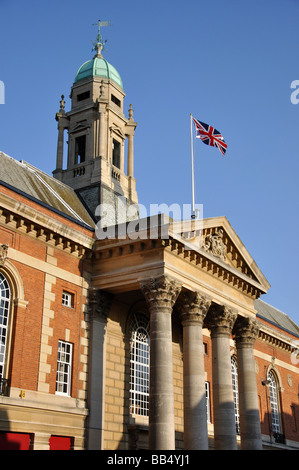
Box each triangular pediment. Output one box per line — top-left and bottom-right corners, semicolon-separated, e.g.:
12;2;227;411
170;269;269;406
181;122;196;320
71;121;90;133
169;216;270;294
110;125;126;139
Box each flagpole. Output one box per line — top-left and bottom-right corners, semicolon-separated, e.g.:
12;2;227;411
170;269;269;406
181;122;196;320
190;113;196;218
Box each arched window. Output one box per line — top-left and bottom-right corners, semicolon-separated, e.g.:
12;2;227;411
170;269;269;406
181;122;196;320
129;313;150;416
231;356;240;434
268;370;280;433
0;272;11;386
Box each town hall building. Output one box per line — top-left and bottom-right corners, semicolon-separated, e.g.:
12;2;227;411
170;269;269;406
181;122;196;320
0;25;298;450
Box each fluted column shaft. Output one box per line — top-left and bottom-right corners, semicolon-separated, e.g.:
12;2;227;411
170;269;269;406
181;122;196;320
205;305;237;450
233;317;262;450
140;276;181;450
179;291;211;450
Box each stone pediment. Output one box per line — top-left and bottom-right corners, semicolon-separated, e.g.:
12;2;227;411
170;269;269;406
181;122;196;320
110;125;126;139
170;216;270;293
71;121;90;133
92;214;270;300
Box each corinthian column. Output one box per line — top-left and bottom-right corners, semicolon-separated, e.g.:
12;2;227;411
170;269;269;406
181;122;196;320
205;304;237;450
178;291;211;450
140;275;182;450
233;316;262;450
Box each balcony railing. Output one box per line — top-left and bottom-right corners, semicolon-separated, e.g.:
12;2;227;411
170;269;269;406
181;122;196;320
73;166;85;177
273;432;285;444
0;378;10;396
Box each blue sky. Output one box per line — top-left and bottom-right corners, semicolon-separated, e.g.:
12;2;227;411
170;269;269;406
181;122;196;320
1;0;299;326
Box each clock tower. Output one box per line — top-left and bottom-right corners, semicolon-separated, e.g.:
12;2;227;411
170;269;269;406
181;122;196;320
53;21;138;224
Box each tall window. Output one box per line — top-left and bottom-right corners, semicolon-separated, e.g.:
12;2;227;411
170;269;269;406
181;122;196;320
112;139;121;168
205;381;211;423
0;273;10;385
231;356;240;434
74;135;86;164
129;313;150;416
268;370;280;433
56;340;73;396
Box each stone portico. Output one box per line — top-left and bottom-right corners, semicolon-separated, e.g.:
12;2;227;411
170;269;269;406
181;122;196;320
89;214;270;450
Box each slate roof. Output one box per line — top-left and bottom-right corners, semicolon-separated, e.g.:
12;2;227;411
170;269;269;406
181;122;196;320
0;152;95;229
255;298;299;337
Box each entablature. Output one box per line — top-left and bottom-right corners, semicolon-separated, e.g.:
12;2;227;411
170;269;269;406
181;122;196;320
92;215;270;304
257;321;299;353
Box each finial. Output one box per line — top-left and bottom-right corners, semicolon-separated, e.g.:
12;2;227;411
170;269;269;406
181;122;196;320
92;19;111;58
59;94;65;113
128;104;134;120
99;80;105;98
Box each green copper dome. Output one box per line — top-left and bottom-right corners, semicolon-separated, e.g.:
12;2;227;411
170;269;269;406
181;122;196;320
74;57;123;89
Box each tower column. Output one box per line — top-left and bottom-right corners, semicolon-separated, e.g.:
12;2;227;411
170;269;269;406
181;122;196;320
127;134;134;177
126;104;136;178
140;275;182;450
205;304;237;450
55;95;68;173
233;316;262;450
56;122;64;170
99;108;106;158
178;291;211;450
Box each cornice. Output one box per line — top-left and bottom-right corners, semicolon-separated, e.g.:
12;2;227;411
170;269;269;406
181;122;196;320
0;192;94;257
93;231;265;300
257;320;299;352
165;236;265;299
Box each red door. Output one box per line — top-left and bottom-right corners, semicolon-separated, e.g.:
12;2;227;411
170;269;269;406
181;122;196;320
49;435;72;450
0;432;31;450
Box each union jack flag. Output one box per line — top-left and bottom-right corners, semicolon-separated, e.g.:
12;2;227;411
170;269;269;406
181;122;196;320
193;117;227;156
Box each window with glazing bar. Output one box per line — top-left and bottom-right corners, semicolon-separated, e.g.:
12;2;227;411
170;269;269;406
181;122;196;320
268;370;280;433
56;340;73;396
0;273;10;389
129;313;150;416
231;356;240;434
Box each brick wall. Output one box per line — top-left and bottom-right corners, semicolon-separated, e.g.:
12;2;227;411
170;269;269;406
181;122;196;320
0;209;91;398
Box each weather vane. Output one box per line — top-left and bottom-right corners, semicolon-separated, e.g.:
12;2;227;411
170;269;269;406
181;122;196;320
92;19;111;57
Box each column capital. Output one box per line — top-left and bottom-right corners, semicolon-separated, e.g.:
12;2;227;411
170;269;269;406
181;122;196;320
89;288;113;321
178;290;211;325
233;316;259;347
204;303;237;336
140;275;182;313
